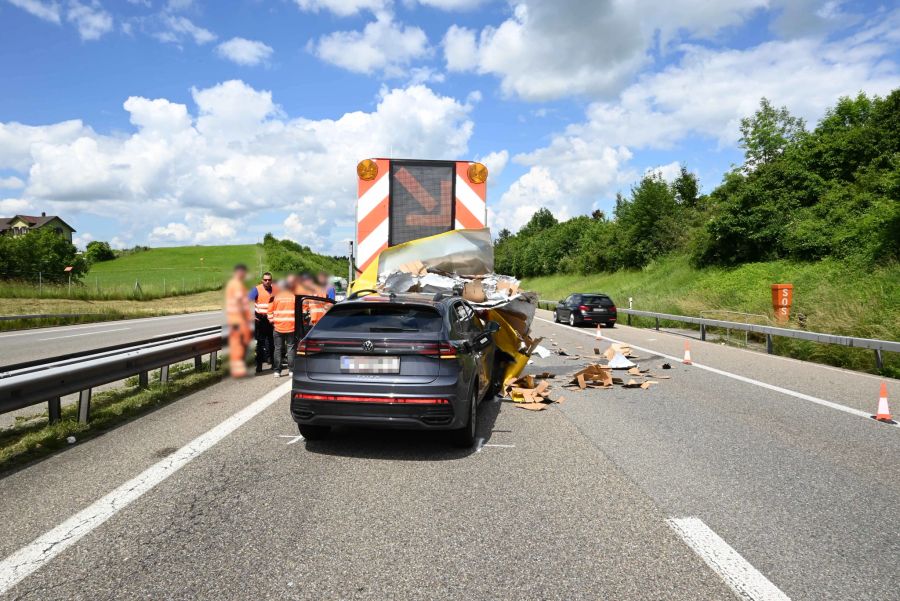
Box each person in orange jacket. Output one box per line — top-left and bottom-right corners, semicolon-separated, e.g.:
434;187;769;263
248;272;277;374
268;274;297;378
224;264;252;378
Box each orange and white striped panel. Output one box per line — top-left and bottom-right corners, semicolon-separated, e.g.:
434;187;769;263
356;159;390;272
455;162;487;230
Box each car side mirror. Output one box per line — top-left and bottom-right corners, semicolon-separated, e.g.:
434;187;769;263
485;320;500;334
558;299;565;304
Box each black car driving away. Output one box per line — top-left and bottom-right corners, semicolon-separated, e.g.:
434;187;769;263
290;293;499;447
554;293;617;328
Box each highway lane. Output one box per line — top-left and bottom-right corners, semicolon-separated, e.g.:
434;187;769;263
0;314;897;599
0;311;223;366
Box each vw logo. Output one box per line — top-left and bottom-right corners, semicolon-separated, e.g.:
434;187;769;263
362;340;374;352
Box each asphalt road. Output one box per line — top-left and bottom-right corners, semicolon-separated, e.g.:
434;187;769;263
0;311;897;600
0;312;223;366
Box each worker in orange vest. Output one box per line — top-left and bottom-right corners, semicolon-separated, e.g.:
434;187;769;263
306;272;331;327
248;272;278;374
268;274;297;378
224;264;252;378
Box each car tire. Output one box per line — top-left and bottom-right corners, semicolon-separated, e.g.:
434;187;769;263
553;310;560;323
606;322;615;328
298;424;330;440
451;388;478;448
568;313;577;327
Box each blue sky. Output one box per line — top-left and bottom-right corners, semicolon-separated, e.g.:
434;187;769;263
0;0;897;254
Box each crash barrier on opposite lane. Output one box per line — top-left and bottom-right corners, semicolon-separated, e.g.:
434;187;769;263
538;301;899;370
0;326;225;424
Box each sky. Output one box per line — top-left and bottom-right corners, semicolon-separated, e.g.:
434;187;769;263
0;0;897;254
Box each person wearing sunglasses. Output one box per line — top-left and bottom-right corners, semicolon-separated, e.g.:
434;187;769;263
248;271;278;374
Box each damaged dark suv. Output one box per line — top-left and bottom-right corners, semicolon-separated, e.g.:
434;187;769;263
290;293;499;447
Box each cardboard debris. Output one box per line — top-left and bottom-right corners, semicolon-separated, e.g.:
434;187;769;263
593;347;600;355
517;402;550;411
568;364;613;389
462;280;486;303
603;344;637;360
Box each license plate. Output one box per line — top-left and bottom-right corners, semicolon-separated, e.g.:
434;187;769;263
340;355;400;374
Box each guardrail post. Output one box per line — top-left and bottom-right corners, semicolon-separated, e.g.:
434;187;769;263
655;317;660;331
194;355;202;370
874;349;883;371
78;389;91;423
210;351;218;371
159;365;169;384
138;371;149;388
627;313;631;326
48;397;61;424
766;334;773;354
700;324;706;341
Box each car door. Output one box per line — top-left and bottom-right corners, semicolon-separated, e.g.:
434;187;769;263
559;295;574;319
449;301;478;399
462;303;494;397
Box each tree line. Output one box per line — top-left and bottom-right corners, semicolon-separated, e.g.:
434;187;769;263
495;89;900;278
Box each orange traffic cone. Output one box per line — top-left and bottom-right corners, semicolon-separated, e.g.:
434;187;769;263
595;325;602;340
682;340;693;365
872;382;896;424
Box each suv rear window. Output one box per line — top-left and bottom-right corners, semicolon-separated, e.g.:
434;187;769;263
581;295;614;306
315;305;443;333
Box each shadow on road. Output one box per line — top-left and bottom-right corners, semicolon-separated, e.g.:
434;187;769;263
302;396;503;461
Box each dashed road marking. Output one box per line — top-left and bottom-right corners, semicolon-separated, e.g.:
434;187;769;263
537;317;898;428
0;381;292;595
667;517;791;601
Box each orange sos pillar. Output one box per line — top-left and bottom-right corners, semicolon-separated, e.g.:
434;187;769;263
771;283;793;321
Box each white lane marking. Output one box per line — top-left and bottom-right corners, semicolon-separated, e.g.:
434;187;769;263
38;327;129;341
277;434;305;445
484;444;515;449
667;517;791;601
537;317;898;428
0;381;291;595
0;311;220;339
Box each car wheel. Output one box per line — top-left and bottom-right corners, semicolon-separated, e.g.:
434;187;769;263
553;309;560;323
298;424;330;440
568;313;576;327
606;322;615;328
452;388;478;448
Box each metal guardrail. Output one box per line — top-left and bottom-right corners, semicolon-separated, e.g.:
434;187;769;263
538;301;898;369
0;326;225;424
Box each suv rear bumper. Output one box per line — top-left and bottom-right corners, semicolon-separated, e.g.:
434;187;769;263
290;374;467;430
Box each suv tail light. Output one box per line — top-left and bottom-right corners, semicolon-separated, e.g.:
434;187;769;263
579;305;590;312
296;338;455;357
610;305;617;312
293;392;449;405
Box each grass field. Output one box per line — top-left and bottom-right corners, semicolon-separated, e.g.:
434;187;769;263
523;255;900;376
0;244;264;301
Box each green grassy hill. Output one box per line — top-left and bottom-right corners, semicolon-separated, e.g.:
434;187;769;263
86;244;264;297
523;255;899;376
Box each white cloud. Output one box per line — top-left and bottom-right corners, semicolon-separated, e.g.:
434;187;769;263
73;231;93;250
154;14;216;45
109;235;128;249
645;161;682;183
418;0;484;10
312;13;429;75
494;11;899;230
477;150;508;186
293;0;387;17
8;0;61;24
0;198;32;215
216;37;274;66
66;0;113;41
0;176;25;189
1;81;474;252
150;221;192;242
442;0;768;101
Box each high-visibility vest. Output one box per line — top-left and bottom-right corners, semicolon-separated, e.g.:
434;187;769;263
306;288;330;325
254;284;277;315
225;278;250;326
268;290;296;334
